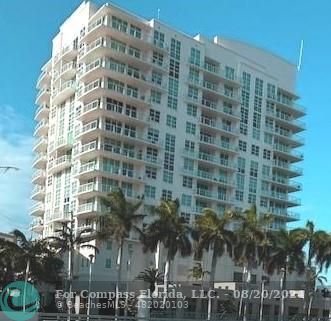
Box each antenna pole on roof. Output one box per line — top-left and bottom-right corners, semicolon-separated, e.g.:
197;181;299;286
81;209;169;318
157;8;160;20
297;40;304;72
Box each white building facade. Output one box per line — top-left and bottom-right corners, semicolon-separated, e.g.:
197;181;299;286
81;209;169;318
31;1;305;285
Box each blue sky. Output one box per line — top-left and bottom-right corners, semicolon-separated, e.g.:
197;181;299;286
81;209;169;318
0;0;330;233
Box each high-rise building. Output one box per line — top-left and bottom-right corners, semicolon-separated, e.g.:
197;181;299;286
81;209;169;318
31;1;305;283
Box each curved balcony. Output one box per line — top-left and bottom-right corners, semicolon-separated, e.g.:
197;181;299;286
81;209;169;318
77;182;99;200
49;136;73;155
30;218;44;233
273;144;304;162
272;160;303;178
76;202;99;218
36;69;51;89
31;186;45;201
53;61;77;85
32;153;47;169
50;210;72;223
75;120;100;141
182;149;236;171
35;104;49;121
53;43;78;66
34;120;49;137
33;137;48;153
48;155;72;174
31;170;46;185
30;203;45;217
35;88;51;105
52;80;76;105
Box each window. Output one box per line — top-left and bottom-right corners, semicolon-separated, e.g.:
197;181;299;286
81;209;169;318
251;145;260;156
184;140;195;152
145;166;157;179
167;96;178;110
151;90;161;104
170;38;181;60
129;25;141;39
152;51;164;67
184;158;194;171
189;67;200;83
264;133;273;145
187;104;197;117
180;212;190;223
169;59;180;79
186;122;196;135
183;176;193;188
181;194;192;207
168;78;179;97
237;157;245;174
153;30;165;48
225;66;235;80
163;170;173;183
249;177;257;193
252;128;260;140
105;258;112;268
161;189;172;201
163;152;174;171
152;71;162;85
262;165;270;177
190;48;201;66
149;109;160;123
263;149;271;160
254;96;262;113
242;72;251;91
236;173;245;190
165;133;176;153
146;147;158;163
255;78;263;96
166;115;177;128
233;272;243;282
267;83;276;99
248;193;256;204
239;140;247;152
235;190;244;201
188;86;199;100
145;185;156;199
112;16;127;32
147;128;159;144
250;161;258;177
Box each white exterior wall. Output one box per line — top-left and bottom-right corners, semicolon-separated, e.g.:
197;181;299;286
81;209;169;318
31;1;305;286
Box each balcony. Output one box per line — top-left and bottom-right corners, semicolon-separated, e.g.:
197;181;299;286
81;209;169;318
77;182;99;199
33;137;48;153
272;160;303;178
194;188;233;204
31;170;46;185
29;203;45;216
31;186;46;201
188;58;241;86
77;202;99;216
200;98;241;120
199;116;238;137
265;110;305;133
32;153;47;169
36;69;51;89
50;209;72;223
34;120;49;137
183;168;235;187
49;136;73;154
76;100;100;121
199;134;238;153
75;161;98;180
35;104;49;121
273;144;304;162
182;149;236;171
263;174;302;192
261;190;301;207
52;80;76;105
265;126;304;147
48;155;72;174
267;95;306;117
30;218;44;233
53;43;78;65
262;207;300;222
54;61;77;84
35;88;51;105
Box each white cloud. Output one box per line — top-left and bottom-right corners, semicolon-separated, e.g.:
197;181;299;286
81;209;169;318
0;105;34;233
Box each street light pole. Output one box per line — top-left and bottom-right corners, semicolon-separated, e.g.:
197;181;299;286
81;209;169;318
87;254;94;317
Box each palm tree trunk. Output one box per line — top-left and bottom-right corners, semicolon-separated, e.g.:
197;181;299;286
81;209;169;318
242;267;251;321
68;246;73;316
115;241;123;317
259;279;265;321
163;258;170;305
279;267;286;321
207;249;217;321
238;265;247;319
22;258;30;313
307;293;313;320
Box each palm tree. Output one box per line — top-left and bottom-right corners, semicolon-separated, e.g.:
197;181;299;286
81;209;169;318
1;230;62;311
48;220;97;315
195;209;234;320
233;205;272;321
97;188;144;316
263;229;305;321
291;220;329;317
136;267;164;295
142;199;193;303
307;272;327;319
187;262;210;281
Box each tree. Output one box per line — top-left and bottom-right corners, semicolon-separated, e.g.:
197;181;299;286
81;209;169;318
187;262;210;281
136;267;164;294
263;229;305;321
48;219;97;315
307;273;327;319
233;205;272;321
97;188;144;316
195;209;234;320
0;230;63;311
142;199;193;302
291;220;329;317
